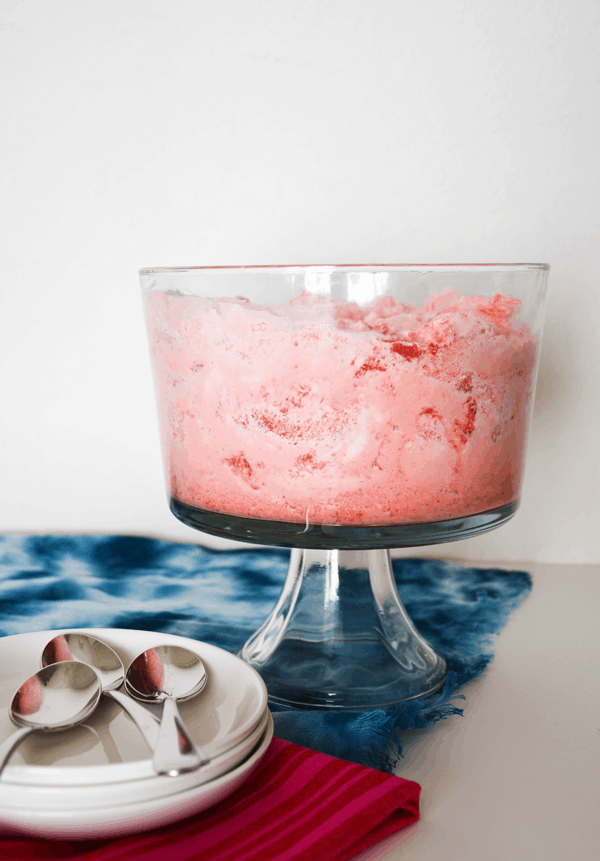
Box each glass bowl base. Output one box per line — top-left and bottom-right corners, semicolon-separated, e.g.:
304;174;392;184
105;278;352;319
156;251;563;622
170;497;519;549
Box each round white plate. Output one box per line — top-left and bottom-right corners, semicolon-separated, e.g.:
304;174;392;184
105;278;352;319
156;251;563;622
0;628;267;787
0;711;274;840
0;708;269;810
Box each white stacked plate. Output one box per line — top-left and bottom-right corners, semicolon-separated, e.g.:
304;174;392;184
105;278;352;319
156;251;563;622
0;628;272;840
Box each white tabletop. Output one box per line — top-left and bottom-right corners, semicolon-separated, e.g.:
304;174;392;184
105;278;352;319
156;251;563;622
353;561;600;861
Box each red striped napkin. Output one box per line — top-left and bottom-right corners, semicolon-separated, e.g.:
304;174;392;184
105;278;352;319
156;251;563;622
0;739;420;861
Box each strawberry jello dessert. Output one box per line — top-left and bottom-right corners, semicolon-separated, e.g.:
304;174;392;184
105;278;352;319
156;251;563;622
145;286;538;528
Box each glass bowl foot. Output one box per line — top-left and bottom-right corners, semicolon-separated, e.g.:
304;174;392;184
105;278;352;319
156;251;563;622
238;548;447;710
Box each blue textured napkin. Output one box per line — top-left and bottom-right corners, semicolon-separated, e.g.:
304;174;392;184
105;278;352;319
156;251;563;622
0;535;531;772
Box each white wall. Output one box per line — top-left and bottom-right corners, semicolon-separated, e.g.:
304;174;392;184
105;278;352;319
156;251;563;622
1;0;598;565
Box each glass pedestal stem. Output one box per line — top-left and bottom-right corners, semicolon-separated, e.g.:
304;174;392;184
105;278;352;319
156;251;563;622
238;548;447;710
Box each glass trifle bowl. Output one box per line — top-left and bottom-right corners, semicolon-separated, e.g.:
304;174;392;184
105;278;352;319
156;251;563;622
139;264;548;710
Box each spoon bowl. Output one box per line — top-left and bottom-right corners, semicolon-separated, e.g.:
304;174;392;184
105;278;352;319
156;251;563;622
0;661;101;776
41;633;160;752
42;633;123;691
125;645;207;703
126;646;208;776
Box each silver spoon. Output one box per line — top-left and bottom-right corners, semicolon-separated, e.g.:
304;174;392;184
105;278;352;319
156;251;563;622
125;646;208;776
0;661;101;776
41;633;160;752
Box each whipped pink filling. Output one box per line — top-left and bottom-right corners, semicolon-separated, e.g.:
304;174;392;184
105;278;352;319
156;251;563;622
146;290;536;526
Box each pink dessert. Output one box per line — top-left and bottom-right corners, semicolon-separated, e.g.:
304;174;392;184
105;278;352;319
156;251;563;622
146;289;537;526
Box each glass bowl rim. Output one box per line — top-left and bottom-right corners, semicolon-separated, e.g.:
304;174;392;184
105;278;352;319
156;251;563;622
139;262;550;276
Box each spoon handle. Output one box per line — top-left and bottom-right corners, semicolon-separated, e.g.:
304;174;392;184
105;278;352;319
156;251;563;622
153;696;208;776
0;725;33;777
105;689;160;752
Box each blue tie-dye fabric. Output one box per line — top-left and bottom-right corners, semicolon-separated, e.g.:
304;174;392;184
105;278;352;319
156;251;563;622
0;535;531;772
